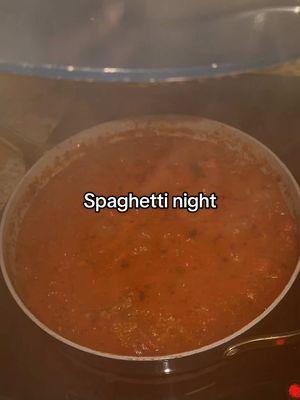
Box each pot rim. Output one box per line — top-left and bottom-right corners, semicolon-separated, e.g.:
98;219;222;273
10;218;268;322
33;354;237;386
1;114;300;362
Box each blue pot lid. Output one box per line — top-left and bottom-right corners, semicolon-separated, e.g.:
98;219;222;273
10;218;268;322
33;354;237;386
1;0;300;81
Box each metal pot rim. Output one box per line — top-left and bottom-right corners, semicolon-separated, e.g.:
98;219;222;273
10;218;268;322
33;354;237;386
1;114;300;362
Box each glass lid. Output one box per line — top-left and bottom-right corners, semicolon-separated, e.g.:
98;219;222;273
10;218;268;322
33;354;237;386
1;0;300;81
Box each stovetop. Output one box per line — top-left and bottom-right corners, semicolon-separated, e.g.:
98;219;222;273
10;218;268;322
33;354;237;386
0;71;300;399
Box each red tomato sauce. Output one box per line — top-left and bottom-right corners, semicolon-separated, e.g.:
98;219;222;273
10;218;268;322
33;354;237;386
15;130;299;356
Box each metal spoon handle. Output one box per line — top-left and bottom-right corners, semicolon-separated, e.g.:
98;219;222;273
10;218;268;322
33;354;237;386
224;329;300;357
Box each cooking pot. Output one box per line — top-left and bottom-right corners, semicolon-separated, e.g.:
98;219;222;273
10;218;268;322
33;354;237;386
1;115;300;377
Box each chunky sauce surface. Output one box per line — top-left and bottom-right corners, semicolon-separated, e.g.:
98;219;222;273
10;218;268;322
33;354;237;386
15;130;298;356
